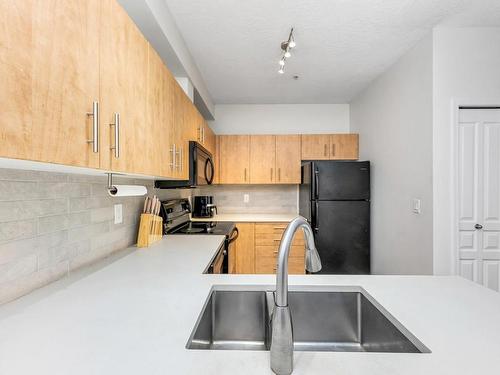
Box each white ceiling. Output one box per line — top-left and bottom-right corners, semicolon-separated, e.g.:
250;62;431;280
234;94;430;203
164;0;500;104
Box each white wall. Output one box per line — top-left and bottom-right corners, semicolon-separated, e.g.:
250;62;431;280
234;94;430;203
209;104;350;134
432;27;500;275
350;34;434;275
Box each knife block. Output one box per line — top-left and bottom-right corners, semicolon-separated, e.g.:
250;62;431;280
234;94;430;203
137;214;163;248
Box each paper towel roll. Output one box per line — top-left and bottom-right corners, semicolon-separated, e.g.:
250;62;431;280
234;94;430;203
108;185;147;197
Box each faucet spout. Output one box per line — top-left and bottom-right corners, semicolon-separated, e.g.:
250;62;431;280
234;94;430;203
270;216;322;375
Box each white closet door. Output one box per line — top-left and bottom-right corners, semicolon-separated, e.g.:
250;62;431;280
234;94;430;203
458;109;500;291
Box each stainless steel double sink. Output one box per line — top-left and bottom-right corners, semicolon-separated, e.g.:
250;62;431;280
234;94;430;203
186;285;430;353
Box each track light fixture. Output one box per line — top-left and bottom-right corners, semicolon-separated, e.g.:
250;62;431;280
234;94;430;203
278;28;295;75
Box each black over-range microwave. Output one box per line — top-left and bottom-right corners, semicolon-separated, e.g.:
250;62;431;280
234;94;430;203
155;141;215;189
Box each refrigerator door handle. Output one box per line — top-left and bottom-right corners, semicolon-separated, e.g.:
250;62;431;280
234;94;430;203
313;201;319;232
314;169;319;200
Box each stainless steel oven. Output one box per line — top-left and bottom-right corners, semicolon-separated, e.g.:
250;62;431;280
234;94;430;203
155;141;214;189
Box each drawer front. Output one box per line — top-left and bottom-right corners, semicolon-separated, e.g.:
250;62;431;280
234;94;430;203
255;223;305;246
255;223;289;234
255;245;304;258
255;256;305;274
255;234;305;246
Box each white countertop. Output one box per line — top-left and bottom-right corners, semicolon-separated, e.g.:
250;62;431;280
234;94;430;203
191;213;299;222
1;236;500;375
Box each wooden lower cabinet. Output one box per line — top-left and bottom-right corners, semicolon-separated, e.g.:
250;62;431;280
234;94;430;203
231;222;305;274
234;223;255;274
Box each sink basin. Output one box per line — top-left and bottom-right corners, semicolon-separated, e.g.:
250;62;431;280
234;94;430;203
186;285;430;353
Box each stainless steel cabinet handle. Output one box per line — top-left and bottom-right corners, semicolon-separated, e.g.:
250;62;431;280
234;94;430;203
323;143;327;157
86;101;99;153
271;168;273;181
331;143;336;157
180;146;183;172
170;144;176;171
175;147;181;171
109;113;120;158
244;168;247;181
278;168;281;181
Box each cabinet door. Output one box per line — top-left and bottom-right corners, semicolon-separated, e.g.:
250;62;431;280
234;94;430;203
213;135;220;184
0;0;32;160
330;134;359;160
219;135;250;184
250;135;276;184
31;0;100;168
100;0;149;174
276;135;301;184
301;135;331;160
147;46;171;178
234;223;255;274
203;123;216;156
173;83;191;179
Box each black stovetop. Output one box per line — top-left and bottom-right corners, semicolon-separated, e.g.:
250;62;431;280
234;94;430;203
167;220;235;236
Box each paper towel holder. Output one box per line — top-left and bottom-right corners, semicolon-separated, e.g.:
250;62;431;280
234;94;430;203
106;173;147;197
107;173;117;195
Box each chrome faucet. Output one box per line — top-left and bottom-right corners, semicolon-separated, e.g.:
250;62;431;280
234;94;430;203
270;216;322;375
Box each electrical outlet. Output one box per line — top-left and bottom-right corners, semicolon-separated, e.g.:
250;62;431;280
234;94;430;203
114;204;123;224
412;199;421;214
243;194;250;203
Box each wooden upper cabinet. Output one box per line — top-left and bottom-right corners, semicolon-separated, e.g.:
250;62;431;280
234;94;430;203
302;134;359;160
250;135;276;184
330;134;359;160
31;0;100;168
276;135;301;184
301;135;331;160
147;46;172;178
100;0;149;174
171;81;190;179
213;135;220;184
204;123;216;156
219;135;250;184
0;0;32;161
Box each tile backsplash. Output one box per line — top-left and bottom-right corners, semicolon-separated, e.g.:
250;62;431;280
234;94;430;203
0;168;188;305
196;184;298;214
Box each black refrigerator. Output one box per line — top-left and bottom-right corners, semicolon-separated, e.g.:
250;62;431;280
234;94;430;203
299;161;370;274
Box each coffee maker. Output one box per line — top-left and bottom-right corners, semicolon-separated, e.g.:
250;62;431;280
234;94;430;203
192;196;217;218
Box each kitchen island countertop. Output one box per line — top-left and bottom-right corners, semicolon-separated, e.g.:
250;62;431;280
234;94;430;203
1;235;500;375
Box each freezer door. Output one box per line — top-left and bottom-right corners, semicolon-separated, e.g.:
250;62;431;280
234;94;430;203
299;162;313;222
315;161;370;200
314;201;370;274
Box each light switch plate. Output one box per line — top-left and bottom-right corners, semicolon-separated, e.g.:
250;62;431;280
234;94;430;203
243;194;250;203
412;198;421;214
114;204;123;224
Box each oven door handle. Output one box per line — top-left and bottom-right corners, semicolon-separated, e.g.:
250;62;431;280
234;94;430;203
204;157;215;185
228;227;239;245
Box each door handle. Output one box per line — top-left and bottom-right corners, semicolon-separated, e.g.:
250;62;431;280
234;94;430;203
86;101;99;153
314;169;319;199
314;201;319;232
170;144;176;171
475;224;483;230
109;113;120;158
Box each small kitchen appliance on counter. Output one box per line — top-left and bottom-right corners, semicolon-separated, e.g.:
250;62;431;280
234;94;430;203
159;199;238;273
192;195;217;218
